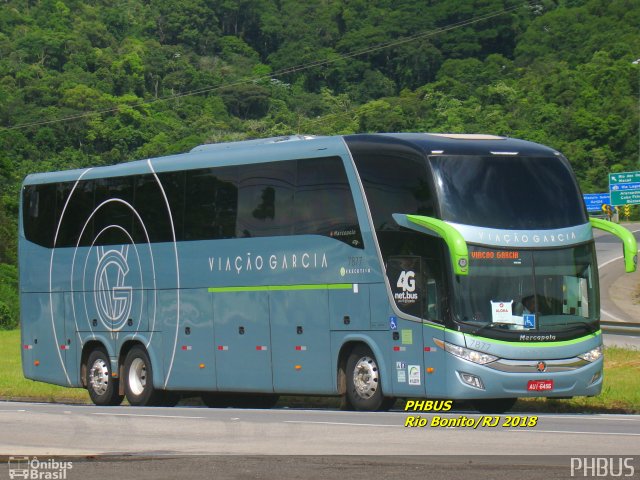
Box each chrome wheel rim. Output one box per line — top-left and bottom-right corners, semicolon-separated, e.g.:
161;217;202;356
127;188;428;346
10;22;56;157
128;357;147;396
89;358;110;396
352;356;379;399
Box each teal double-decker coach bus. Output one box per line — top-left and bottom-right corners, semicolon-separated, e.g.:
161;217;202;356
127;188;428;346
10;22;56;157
19;133;637;412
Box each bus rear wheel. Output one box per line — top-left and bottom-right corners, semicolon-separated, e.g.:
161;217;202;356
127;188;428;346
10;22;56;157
345;345;394;411
86;349;124;406
473;398;517;414
123;346;162;406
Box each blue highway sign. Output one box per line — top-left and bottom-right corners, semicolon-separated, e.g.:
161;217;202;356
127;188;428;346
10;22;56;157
583;193;610;212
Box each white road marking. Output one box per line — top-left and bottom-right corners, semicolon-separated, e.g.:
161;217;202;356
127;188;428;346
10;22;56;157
510;430;640;436
91;413;205;419
537;415;640;422
284;420;402;428
601;308;629;322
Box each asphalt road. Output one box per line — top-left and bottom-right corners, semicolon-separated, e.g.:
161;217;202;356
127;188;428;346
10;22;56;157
0;401;638;479
1;401;637;456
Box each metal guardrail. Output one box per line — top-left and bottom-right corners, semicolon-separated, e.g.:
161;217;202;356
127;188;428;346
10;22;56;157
601;320;640;336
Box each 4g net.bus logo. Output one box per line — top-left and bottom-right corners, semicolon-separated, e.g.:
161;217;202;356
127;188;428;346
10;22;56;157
394;270;418;304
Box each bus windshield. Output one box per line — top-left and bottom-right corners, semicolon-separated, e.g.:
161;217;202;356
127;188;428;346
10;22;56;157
429;155;588;229
452;244;599;334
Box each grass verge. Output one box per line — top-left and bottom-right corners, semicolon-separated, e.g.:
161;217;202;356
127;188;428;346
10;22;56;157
1;330;638;412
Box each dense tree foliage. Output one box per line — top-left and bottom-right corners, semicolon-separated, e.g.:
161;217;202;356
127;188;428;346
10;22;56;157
0;0;639;327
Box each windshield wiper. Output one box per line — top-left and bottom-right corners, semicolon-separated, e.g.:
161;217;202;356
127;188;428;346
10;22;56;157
467;322;510;336
561;320;599;334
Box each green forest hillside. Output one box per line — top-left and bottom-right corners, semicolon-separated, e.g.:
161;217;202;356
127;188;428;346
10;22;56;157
1;0;639;328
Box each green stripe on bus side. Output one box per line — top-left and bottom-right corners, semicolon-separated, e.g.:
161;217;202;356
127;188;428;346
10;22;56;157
208;283;353;293
422;322;601;347
422;322;447;331
462;330;601;347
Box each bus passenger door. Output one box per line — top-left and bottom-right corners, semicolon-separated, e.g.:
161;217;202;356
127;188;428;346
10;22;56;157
386;256;427;396
422;272;448;399
213;291;273;392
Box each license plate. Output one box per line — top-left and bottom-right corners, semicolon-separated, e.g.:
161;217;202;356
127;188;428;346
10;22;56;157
527;380;554;391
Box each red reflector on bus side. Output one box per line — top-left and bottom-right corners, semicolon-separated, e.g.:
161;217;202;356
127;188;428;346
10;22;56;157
256;346;268;351
295;346;307;351
217;346;228;351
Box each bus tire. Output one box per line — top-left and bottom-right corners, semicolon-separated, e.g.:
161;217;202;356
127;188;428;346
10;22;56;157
123;345;162;406
345;345;394;411
86;348;124;406
473;398;517;414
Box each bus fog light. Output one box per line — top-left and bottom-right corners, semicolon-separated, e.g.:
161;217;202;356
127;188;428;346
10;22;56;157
459;372;485;390
589;370;602;386
578;345;603;363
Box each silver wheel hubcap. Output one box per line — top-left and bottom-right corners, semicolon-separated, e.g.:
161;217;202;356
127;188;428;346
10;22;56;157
89;358;110;396
353;356;379;399
128;357;147;396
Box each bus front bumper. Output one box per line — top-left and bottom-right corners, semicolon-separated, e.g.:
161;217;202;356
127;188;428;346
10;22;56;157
445;355;603;399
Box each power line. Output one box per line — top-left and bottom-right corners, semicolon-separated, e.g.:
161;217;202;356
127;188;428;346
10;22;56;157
2;1;531;132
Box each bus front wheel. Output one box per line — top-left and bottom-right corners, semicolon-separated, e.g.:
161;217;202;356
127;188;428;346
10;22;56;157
123;346;162;406
345;345;394;411
86;349;124;406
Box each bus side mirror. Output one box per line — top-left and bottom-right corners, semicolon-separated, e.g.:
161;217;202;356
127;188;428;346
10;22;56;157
392;214;469;276
589;217;637;273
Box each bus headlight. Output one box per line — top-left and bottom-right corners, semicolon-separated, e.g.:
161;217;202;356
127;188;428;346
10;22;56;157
433;339;498;365
578;345;603;363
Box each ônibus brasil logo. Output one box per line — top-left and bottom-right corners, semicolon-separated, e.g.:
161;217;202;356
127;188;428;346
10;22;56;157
94;246;133;331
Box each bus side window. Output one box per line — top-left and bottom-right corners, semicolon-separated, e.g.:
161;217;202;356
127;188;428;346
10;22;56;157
134;173;185;243
295;157;363;248
57;180;94;247
184;166;238;240
23;183;57;248
236;161;295;238
426;279;439;321
93;177;134;246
